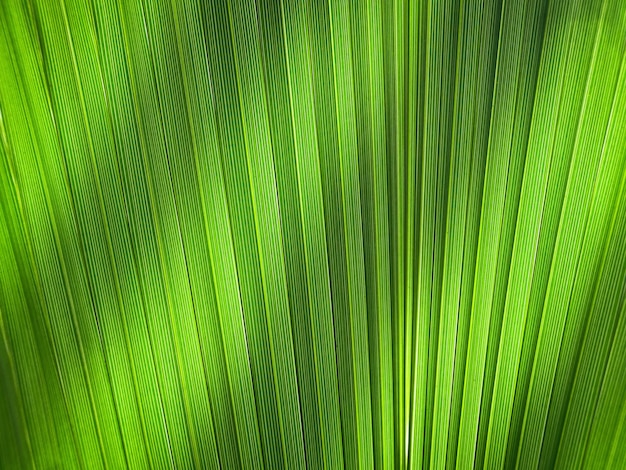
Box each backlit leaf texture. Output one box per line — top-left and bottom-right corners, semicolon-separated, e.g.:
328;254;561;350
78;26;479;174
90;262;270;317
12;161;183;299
1;0;626;468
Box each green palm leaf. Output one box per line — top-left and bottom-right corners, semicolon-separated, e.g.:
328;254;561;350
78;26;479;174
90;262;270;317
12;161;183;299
1;0;625;468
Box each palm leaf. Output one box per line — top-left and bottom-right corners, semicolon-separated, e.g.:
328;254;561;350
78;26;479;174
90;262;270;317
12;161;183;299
1;0;625;468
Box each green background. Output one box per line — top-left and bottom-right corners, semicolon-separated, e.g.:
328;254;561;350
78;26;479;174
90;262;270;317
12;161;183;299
1;0;625;468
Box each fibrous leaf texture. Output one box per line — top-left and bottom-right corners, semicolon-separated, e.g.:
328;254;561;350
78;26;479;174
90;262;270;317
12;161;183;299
1;0;625;468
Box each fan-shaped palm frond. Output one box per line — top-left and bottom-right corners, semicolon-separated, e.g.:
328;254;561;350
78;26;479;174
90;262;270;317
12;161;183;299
1;0;625;468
